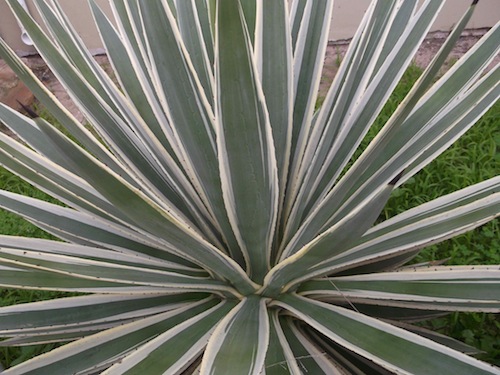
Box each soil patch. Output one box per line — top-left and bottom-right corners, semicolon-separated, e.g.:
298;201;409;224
319;28;499;98
0;28;498;130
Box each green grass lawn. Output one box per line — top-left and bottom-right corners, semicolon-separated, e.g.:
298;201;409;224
0;66;498;368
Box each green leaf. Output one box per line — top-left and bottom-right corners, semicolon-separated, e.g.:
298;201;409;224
385;320;484;355
367;0;483;176
283;0;446;252
136;0;246;266
263;180;397;296
33;118;256;294
0;261;145;293
285;0;333;219
101;300;236;374
0;0;499;372
300;178;500;280
0;247;229;293
334;28;500;218
2;298;222;375
280;316;345;373
89;0;183;168
264;311;302;374
0;130;123;224
0;190;201;269
194;0;215;66
255;0;293;241
201;296;269;374
239;0;257;45
39;0;225;238
275;294;500;375
7;0;201;220
175;0;214;100
284;0;412;231
0;293;206;336
0;235;201;276
299;266;500;312
0;38;121;175
215;0;279;283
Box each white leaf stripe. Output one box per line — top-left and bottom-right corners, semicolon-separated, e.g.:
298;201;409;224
372;1;418;76
305;328;374;375
350;0;482;191
0;131;125;224
364;177;500;238
194;0;215;66
36;0;117;105
327;265;500;281
89;1;222;239
1;332;103;347
89;0;182;165
90;2;234;251
306;0;443;208
255;0;294;248
397;66;500;186
265;311;303;374
383;320;483;355
309;298;500;313
0;261;168;294
312;22;500;239
289;0;307;51
107;0;186;162
2;321;144;343
40;0;179;158
174;0;215;101
0;104;81;175
0;1;498;373
137;0;218;178
337;58;500;223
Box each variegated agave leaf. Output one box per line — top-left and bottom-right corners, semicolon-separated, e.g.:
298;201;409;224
0;0;498;374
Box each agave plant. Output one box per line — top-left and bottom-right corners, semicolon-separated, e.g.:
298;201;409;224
0;0;499;373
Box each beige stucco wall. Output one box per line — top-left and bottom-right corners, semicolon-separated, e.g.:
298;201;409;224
1;0;499;56
331;0;500;40
0;0;114;56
